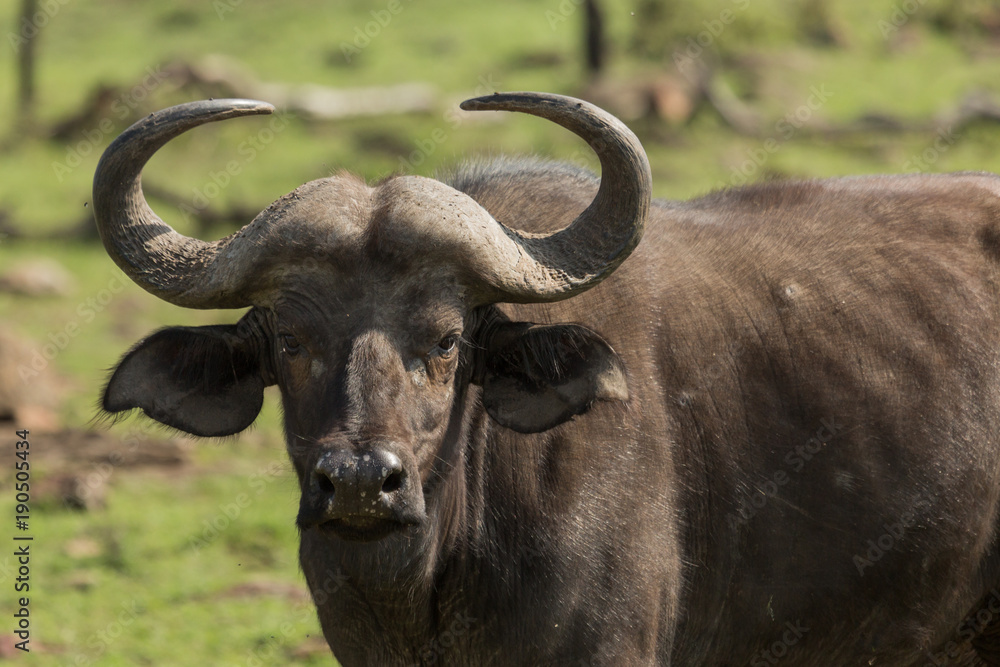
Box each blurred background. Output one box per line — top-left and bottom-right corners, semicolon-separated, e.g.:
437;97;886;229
2;0;1000;663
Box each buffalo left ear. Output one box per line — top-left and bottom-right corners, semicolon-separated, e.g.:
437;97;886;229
477;322;628;434
103;325;266;437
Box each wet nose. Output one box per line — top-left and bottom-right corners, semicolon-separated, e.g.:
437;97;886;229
312;449;406;503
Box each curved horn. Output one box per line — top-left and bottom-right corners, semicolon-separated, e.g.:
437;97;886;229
92;99;274;309
460;92;651;302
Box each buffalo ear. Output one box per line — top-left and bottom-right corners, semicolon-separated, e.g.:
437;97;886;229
103;325;266;437
478;322;628;434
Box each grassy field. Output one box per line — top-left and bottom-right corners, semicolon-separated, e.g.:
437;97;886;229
2;0;1000;664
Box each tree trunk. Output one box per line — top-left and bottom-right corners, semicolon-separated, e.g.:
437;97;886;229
15;0;39;135
584;0;606;77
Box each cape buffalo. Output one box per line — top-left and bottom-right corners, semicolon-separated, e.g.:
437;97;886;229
95;92;1000;665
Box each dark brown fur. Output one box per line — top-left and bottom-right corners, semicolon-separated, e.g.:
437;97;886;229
106;158;1000;665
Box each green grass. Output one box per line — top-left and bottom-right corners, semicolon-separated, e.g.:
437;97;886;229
2;0;1000;663
16;464;318;666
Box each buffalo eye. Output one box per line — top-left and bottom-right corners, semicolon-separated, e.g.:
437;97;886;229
280;333;301;356
425;332;461;382
434;333;460;358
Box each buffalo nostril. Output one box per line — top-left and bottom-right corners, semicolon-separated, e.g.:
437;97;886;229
374;451;404;494
382;471;403;494
316;471;336;495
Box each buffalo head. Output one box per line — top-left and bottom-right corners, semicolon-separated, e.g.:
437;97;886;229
95;92;650;542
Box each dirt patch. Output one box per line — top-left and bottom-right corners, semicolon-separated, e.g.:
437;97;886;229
11;427;192;510
0;327;60;426
209;580;310;603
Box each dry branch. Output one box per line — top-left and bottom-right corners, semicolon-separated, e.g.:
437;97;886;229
164;55;437;120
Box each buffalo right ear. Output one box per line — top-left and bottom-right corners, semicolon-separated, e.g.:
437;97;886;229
476;321;629;434
103;325;267;437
